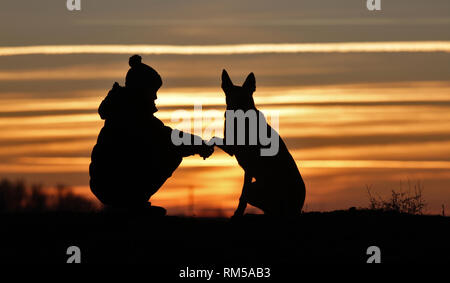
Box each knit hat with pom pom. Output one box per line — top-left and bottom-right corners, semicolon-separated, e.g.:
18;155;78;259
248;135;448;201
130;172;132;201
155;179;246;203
125;55;162;90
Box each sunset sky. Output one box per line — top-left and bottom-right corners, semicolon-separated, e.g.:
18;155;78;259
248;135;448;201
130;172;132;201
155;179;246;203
1;0;449;215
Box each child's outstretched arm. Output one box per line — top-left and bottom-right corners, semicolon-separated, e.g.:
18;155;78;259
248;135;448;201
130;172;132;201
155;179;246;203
170;129;214;159
207;137;234;156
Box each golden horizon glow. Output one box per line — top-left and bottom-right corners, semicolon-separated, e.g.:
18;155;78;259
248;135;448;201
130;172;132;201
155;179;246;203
1;81;449;111
2;156;450;174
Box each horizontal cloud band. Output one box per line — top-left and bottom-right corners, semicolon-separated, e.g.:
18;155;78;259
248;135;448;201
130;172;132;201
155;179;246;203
0;42;450;56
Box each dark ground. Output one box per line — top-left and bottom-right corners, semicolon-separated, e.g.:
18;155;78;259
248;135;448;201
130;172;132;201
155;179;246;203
1;209;449;267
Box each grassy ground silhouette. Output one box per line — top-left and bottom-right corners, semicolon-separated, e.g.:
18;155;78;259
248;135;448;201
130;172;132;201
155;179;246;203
1;178;449;264
1;209;449;264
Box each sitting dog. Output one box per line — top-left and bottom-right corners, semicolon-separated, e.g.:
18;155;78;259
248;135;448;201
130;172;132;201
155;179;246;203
211;70;306;217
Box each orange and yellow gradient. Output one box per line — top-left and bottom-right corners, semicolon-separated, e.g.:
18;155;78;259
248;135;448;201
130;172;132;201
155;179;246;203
1;0;450;216
1;62;450;215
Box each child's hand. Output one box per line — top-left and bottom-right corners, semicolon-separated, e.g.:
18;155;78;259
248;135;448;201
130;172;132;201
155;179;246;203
206;136;223;147
198;144;214;160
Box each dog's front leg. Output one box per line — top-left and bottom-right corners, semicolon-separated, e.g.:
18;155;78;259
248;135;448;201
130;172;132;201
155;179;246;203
233;173;251;217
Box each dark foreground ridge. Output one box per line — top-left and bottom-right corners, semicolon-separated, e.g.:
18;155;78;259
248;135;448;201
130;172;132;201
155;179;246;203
1;209;449;265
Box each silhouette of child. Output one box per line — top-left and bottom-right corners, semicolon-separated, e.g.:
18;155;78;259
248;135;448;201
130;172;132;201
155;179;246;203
89;55;213;214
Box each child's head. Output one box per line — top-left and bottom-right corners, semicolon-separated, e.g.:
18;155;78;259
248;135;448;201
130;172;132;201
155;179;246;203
125;55;161;113
125;55;162;96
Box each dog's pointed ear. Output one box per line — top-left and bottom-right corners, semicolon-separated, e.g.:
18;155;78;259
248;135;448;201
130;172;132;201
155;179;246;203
221;69;233;91
242;72;256;93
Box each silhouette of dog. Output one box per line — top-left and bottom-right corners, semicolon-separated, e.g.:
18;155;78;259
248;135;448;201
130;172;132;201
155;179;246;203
212;70;306;217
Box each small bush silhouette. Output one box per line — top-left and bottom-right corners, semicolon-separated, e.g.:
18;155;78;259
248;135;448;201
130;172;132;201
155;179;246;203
0;178;97;213
366;181;426;215
0;179;27;212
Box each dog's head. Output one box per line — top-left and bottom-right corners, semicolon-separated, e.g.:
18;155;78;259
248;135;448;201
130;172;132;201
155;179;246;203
221;70;256;111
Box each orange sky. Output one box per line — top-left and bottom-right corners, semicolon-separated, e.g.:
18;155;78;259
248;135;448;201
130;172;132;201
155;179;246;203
1;81;450;215
0;0;449;216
